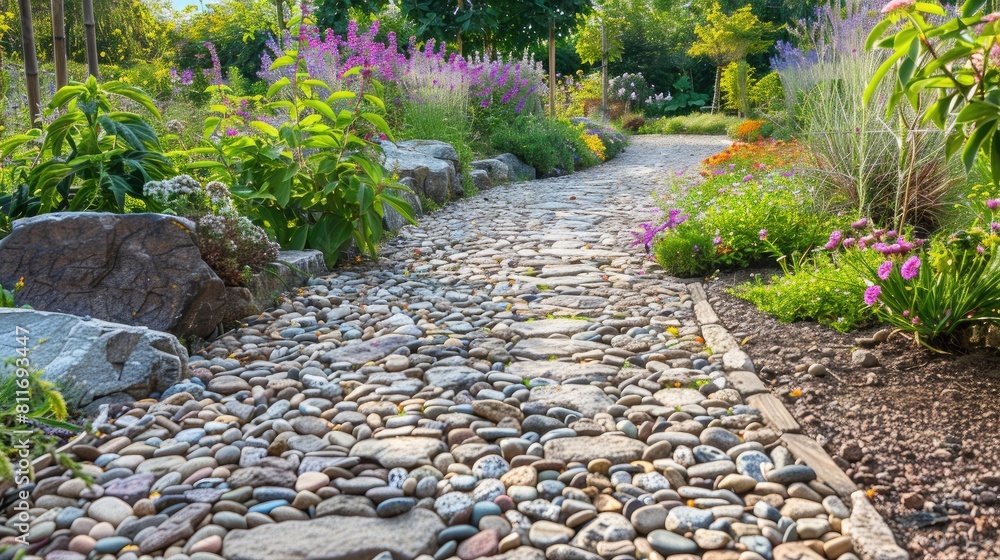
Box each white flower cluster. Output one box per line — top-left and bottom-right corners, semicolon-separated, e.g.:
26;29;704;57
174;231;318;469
144;174;203;205
205;181;233;208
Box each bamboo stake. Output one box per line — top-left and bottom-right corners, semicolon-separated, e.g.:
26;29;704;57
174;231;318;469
17;0;41;127
52;0;68;88
82;0;99;78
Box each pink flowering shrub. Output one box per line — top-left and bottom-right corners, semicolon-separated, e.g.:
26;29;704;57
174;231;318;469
827;204;1000;349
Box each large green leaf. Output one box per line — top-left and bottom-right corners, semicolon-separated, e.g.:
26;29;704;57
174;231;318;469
102;81;162;120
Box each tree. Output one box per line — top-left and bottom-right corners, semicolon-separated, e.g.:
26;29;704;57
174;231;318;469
315;0;389;35
51;0;66;87
82;0;98;77
688;2;777;113
398;0;588;55
16;0;39;127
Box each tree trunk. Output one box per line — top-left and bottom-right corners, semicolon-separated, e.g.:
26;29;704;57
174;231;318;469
600;17;607;118
712;66;721;114
52;0;67;88
548;18;556;118
82;0;99;79
17;0;40;127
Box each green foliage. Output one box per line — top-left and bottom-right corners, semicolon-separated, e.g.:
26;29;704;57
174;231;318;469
182;11;416;266
174;0;280;82
398;0;589;53
866;0;1000;190
315;0;390;34
748;71;784;112
720;60;753;116
650;142;843;277
652;221;715;277
0;359;83;484
487;116;580;174
645;76;711;117
0;279;24;307
688;2;778;67
621;113;645;132
638;112;739;135
732;252;875;332
0;77;173;219
851;223;1000;351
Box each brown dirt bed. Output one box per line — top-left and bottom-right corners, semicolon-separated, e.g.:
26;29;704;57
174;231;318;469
705;267;1000;560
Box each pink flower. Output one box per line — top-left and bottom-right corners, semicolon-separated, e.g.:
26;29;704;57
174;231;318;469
901;255;921;280
743;174;754;182
851;218;869;229
759;229;768;241
842;237;856;248
825;230;842;250
877;260;893;280
988;198;999;210
864;285;881;306
880;0;914;13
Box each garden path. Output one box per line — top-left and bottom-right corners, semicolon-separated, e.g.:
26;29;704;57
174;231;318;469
24;136;907;560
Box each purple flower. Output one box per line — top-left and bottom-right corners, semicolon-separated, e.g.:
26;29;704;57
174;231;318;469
864;284;881;306
851;218;869;229
743;174;754;182
713;236;723;246
781;170;795;178
824;230;842;250
900;255;921;280
225;128;239;137
992;221;1000;232
877;260;892;280
842;237;856;248
759;229;768;241
989;198;1000;210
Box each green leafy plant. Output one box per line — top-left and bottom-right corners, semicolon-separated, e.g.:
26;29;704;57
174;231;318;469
0;360;83;483
645;76;711;117
732;252;875;332
185;9;416;266
638;112;738;135
0;77;174;217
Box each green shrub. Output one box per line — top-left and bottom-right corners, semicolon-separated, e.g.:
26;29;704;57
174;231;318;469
638;113;740;135
489;115;577;174
731;252;875;332
653;222;715;277
749;72;784;113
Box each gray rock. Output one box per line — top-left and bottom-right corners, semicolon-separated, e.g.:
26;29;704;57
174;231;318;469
528;385;614;418
470;159;511;184
544;435;646;464
381;141;458;205
470;169;492;191
323;335;416;367
569;512;636;552
349;437;447;468
424;366;486;391
0;212;226;337
222;508;444;560
0;309;186;407
494;153;536;181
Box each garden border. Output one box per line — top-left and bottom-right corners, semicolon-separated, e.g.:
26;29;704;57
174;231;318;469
691;282;911;560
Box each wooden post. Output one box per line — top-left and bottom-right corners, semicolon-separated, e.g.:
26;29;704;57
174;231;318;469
548;18;556;118
17;0;41;127
52;0;68;88
82;0;99;79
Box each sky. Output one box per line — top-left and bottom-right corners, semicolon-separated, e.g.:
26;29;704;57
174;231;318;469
171;0;210;11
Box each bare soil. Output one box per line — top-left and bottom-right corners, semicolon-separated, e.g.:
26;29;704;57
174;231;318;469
706;267;1000;560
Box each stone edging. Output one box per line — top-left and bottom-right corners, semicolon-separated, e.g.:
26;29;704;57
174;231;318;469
690;282;910;560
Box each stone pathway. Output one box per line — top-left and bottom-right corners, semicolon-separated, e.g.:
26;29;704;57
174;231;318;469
6;136;906;560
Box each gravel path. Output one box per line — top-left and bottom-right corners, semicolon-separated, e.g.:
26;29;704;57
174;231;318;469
6;136;892;560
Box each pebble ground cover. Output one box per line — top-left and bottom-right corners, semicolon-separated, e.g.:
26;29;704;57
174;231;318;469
3;136;881;560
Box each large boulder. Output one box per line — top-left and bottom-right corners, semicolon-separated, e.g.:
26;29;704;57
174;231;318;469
397;139;460;163
495;153;536;181
381;141;458;205
470;159;510;184
0;309;187;407
0;212;226;338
